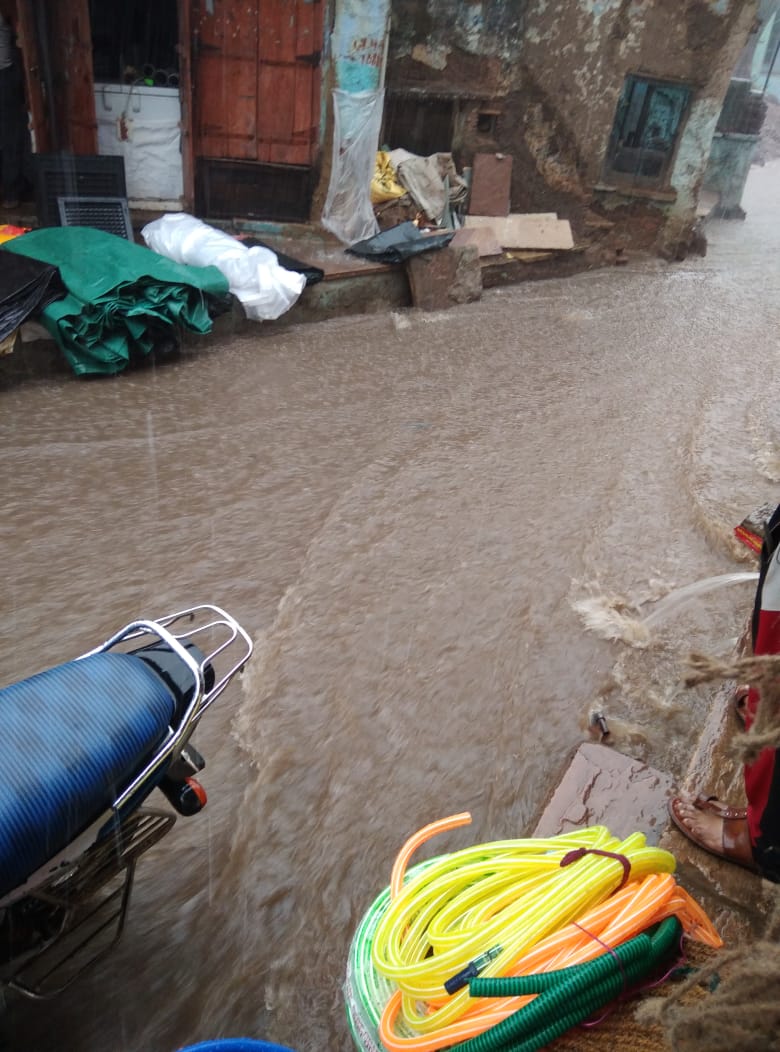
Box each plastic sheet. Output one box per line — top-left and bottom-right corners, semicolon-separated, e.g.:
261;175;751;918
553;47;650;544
321;90;385;245
0;250;66;342
142;214;306;321
95;83;184;202
347;221;455;264
3;227;229;376
238;238;324;286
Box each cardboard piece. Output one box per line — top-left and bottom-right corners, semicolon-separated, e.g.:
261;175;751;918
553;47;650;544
450;226;503;257
465;213;574;250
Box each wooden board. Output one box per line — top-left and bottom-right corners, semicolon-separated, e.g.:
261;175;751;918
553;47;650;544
450;226;503;257
468;153;512;216
193;0;323;167
465;213;573;250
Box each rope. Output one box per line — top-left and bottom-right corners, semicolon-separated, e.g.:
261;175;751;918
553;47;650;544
685;651;780;760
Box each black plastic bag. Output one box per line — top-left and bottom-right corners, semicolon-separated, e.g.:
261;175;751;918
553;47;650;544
347;221;455;264
0;249;66;341
240;237;324;286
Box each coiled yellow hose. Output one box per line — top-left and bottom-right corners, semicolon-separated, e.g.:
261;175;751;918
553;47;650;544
370;812;719;1051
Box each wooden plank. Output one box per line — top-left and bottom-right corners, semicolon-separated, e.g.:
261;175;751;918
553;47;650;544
15;1;50;154
198;54;257;159
450;226;503;257
194;0;323;170
49;0;97;154
468;153;513;217
464;213;573;250
257;64;295;144
292;66;315;136
468;212;557;221
177;0;195;207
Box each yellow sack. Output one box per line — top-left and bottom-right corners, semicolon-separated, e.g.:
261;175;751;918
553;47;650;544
371;151;406;204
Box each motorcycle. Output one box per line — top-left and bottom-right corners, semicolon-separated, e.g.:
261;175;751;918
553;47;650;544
0;604;253;999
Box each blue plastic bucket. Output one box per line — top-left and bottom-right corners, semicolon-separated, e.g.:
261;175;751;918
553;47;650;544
179;1042;297;1052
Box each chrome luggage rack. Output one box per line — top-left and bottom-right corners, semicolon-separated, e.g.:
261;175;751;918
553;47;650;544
78;603;253;812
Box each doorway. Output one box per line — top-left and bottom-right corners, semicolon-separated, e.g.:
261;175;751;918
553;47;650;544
192;0;324;220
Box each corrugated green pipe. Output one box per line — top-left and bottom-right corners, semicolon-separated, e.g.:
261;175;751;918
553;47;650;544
458;917;681;1052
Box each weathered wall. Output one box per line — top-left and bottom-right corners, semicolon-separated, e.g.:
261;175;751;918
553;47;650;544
702;131;760;214
385;0;761;250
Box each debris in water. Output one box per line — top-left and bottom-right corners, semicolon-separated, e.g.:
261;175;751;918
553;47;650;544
589;711;611;742
734;502;774;553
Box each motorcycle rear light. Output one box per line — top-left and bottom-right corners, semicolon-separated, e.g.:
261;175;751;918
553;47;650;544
159;776;207;816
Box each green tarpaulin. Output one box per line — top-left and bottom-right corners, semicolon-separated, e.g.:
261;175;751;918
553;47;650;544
2;227;231;376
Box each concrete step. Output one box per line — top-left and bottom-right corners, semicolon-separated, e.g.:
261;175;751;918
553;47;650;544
532;687;775;946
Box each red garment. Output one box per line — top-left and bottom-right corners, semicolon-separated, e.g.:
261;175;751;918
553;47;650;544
744;511;780;881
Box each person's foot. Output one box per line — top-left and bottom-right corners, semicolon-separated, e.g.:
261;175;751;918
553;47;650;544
673;798;728;852
669;795;757;872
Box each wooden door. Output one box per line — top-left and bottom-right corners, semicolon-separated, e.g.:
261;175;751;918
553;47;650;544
15;0;50;153
43;0;97;153
16;0;97;155
193;0;323;167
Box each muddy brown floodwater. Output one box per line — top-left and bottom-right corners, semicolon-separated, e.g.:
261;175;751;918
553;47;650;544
1;163;779;1052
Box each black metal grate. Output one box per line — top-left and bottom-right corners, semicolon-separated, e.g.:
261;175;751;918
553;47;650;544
57;196;134;240
196;159;313;222
34;153;127;229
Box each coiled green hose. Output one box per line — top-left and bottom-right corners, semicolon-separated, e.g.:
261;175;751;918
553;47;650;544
460;917;682;1052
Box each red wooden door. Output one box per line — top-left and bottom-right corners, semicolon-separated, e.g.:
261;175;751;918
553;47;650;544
193;0;323;167
18;0;97;155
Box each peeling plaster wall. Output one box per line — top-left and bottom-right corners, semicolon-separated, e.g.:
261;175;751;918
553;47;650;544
390;1;526;60
385;0;761;248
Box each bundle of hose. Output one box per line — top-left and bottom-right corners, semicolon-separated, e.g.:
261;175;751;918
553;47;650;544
361;815;721;1052
375;874;720;1052
372;826;676;1033
346;859;443;1052
346;881;401;1048
460;917;683;1052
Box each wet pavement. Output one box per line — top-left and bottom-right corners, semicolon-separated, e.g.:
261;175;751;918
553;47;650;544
1;161;779;1051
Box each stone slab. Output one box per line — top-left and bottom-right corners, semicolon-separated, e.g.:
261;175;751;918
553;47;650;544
450;226;503;257
405;244;482;310
532;742;674;845
468;153;513;216
465;213;574;250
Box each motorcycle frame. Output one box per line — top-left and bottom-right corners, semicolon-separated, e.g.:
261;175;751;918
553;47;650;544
1;604;252;910
0;605;253;996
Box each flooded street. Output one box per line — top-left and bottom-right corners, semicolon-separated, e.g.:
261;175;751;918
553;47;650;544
1;162;779;1051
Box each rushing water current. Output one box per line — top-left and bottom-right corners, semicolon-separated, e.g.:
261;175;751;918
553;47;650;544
1;163;779;1051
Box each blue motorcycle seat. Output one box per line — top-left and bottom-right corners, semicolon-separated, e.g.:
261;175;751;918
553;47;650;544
0;651;176;899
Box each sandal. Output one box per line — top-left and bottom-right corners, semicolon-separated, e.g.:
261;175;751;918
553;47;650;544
668;795;758;873
692;793;747;820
